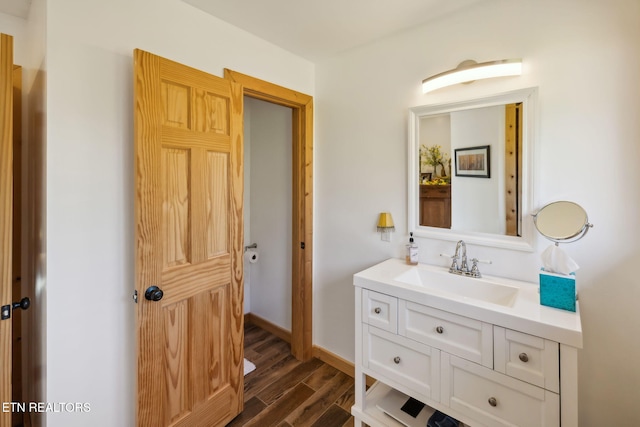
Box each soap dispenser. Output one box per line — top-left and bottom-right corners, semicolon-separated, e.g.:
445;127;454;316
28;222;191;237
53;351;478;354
406;232;419;265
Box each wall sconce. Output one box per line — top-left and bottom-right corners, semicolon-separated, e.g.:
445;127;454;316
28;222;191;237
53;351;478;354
377;212;395;242
422;59;522;93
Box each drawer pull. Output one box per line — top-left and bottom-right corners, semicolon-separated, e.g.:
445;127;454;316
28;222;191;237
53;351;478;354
519;352;529;363
488;397;498;407
436;326;444;334
374;307;381;314
393;356;401;364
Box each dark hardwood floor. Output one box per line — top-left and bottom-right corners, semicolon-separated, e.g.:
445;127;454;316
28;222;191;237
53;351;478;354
227;322;355;427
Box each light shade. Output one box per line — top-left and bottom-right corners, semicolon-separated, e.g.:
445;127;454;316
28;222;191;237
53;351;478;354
377;212;395;231
422;59;522;94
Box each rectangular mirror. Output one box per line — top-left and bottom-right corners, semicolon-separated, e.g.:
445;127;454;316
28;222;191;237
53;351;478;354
408;88;538;251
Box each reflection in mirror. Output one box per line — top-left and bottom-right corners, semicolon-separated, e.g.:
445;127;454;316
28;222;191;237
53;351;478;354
408;88;538;251
533;201;593;243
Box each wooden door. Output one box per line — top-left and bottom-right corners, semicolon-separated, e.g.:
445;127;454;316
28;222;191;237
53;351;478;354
134;49;244;427
0;33;14;427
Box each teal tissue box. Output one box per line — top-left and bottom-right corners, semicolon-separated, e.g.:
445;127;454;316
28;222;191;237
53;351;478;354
539;270;576;312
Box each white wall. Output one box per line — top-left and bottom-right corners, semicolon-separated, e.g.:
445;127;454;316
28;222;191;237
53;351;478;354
450;106;504;234
40;1;313;426
315;0;640;425
245;97;293;330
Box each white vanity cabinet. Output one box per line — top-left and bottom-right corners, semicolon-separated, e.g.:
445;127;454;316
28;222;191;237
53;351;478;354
353;260;582;427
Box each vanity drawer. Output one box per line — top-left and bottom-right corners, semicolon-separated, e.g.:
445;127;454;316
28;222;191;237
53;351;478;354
398;300;493;368
494;327;560;393
420;184;451;198
442;354;559;427
362;289;398;333
363;324;440;402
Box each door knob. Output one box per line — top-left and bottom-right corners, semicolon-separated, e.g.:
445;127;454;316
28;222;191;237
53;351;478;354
1;297;30;320
145;286;164;302
12;297;30;311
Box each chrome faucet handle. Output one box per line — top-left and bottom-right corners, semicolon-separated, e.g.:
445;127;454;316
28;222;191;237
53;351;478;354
470;258;492;265
439;253;458;259
439;253;459;272
469;258;492;278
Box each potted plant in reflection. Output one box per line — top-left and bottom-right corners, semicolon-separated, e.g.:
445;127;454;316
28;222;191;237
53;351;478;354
420;144;450;185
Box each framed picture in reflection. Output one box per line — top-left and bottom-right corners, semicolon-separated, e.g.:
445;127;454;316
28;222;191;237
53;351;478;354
454;145;490;178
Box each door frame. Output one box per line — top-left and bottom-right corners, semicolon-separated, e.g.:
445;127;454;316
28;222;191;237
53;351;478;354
0;33;14;427
224;69;313;361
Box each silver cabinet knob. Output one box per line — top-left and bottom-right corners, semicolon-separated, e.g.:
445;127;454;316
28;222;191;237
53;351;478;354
393;356;401;364
436;326;444;334
374;307;381;314
519;353;529;363
488;397;498;407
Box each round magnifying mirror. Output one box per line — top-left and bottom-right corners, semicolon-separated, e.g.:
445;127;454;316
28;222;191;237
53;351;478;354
533;201;592;243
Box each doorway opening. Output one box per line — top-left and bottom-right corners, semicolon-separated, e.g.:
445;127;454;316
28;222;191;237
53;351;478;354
225;69;313;361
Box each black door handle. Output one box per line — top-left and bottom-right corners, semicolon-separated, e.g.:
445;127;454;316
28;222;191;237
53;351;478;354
144;286;164;302
12;297;30;311
1;297;30;320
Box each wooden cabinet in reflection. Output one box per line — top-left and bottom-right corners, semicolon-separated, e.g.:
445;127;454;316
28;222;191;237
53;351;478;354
419;184;451;228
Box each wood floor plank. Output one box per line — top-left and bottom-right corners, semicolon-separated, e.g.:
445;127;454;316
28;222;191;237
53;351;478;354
244;325;271;347
226;396;267;427
285;371;353;427
341;416;355;427
309;404;352;427
335;380;356;412
244;353;299;400
303;363;340;391
228;321;355;426
244;383;315;427
256;357;324;405
252;339;290;366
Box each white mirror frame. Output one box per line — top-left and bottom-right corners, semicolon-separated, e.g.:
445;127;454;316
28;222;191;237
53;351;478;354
408;87;538;251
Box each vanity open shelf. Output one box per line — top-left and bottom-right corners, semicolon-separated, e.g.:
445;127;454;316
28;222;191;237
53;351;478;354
352;259;582;427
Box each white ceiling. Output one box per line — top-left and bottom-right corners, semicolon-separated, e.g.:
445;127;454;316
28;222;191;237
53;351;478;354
0;0;486;61
183;0;487;61
0;0;30;19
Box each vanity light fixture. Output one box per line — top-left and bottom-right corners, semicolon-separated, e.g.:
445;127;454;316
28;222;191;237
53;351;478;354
377;212;395;242
422;59;522;94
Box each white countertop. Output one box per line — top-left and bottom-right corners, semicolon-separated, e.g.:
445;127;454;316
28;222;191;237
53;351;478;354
354;258;583;348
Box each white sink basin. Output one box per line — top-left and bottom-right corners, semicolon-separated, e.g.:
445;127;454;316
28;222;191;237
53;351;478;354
394;266;519;307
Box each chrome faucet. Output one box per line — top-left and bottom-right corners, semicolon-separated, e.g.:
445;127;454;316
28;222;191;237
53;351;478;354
454;240;469;273
444;240;491;278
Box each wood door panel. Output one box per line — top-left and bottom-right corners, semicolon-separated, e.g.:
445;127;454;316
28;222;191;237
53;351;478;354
161;81;191;129
189;286;228;399
162;147;191;268
135;49;243;427
163;285;230;425
206;151;229;258
193;89;229;135
164;300;189;423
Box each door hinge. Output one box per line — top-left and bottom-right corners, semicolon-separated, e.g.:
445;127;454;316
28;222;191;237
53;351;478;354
300;242;305;249
133;290;138;304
